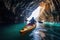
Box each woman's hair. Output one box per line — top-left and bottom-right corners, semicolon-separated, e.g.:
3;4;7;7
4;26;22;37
39;0;60;22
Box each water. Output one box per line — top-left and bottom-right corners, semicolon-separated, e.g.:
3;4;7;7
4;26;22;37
0;22;60;40
0;23;27;40
44;22;60;40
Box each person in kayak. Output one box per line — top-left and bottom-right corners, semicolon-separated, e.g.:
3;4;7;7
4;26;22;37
27;17;36;26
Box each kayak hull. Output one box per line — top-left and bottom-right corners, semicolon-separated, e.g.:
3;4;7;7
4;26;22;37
20;24;36;35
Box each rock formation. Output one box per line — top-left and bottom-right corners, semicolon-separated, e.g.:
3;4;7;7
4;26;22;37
39;0;60;22
0;0;60;23
0;0;41;23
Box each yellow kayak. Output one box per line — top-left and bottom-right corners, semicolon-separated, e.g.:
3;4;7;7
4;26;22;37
20;24;36;35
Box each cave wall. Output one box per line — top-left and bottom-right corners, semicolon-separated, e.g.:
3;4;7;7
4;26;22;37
0;0;41;23
39;0;60;22
0;0;60;23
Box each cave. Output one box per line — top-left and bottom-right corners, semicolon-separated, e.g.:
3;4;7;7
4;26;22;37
0;0;60;40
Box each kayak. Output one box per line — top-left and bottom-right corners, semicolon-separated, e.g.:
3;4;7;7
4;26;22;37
20;24;36;35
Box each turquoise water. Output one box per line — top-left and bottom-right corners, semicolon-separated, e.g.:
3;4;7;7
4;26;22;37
44;22;60;27
44;22;60;40
0;22;60;40
0;23;27;40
